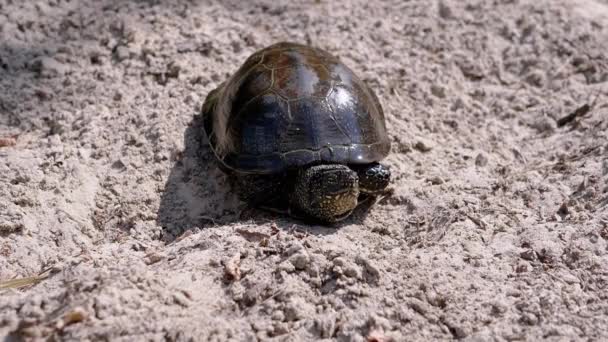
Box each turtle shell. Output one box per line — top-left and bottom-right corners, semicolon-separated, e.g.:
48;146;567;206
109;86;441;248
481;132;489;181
203;42;390;174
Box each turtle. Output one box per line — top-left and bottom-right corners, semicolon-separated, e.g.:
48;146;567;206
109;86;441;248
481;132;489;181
202;42;391;223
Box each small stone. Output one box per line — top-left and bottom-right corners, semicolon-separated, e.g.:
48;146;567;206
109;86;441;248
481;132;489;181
450;325;468;338
456;56;485;80
114;45;130;61
427;176;445;185
270;322;289;336
34;89;51;100
557;201;570;218
536;247;555;265
520;312;539;325
525;70;545;87
343;265;361;278
515;262;530;273
398;142;412;153
475;153;488;167
437;1;454;20
29;56;67;77
229;282;244;302
414;138;433;152
307;263;320;277
243;34;256;46
243;288;258;306
184;92;199;105
56;307;87;329
0;205;24;234
519;249;536;261
451;97;467;111
111;159;126;170
284;297;315;321
223;253;241;281
90;52;104;65
490;301;508;316
278;260;295;273
271;310;285;321
315;315;336;338
167;60;182;78
356;256;381;281
252;321;271;332
172;292;190;307
560;272;580;284
209;258;220;267
367;329;394;342
145;252;165;265
231;41;242;53
285;242;304;256
430;84;446;98
332;257;347;267
532;115;555;134
289;252;310;270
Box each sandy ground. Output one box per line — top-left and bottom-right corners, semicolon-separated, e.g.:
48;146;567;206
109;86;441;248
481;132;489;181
1;0;608;340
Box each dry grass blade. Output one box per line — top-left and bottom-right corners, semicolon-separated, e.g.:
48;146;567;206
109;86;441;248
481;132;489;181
0;268;54;290
0;275;46;290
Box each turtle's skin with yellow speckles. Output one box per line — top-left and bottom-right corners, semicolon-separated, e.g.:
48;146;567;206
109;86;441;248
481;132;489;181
202;42;391;223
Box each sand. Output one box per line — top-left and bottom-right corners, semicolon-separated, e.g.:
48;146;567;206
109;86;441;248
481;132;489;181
1;0;608;340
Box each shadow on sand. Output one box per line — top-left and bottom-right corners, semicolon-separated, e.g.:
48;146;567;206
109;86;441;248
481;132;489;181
155;110;374;243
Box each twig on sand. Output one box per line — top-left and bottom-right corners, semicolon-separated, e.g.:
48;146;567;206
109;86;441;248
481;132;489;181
557;93;598;127
0;135;17;148
557;103;591;127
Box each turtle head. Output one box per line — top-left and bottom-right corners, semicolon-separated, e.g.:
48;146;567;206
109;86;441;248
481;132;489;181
291;164;359;222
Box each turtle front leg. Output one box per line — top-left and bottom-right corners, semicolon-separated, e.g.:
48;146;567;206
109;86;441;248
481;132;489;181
233;173;288;212
352;163;392;196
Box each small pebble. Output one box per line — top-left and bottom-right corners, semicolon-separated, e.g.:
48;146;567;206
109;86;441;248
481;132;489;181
356;256;381;280
278;260;295;273
285;243;304;256
271;310;284;321
430;84;446;98
56;307;87;329
475;153;488;167
167;60;182;78
223;253;241;281
271;322;289;336
414;138;433;152
532;115;555;133
525;69;545;87
243;289;258;307
438;1;454;20
343;265;361;278
114;45;130;61
519;249;536;261
427;176;444;185
284;297;315;321
145;252;165;265
290;253;310;270
29;56;67;77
